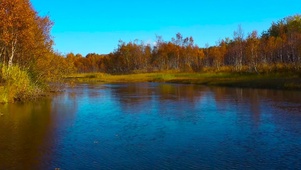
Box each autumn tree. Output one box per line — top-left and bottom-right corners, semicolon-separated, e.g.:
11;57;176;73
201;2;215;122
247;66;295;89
285;15;301;69
0;0;52;68
233;25;245;71
0;0;73;102
245;31;260;72
179;36;198;71
261;15;301;70
205;40;227;71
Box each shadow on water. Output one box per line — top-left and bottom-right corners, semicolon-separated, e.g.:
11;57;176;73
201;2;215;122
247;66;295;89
0;94;78;169
0;83;301;169
0;100;54;169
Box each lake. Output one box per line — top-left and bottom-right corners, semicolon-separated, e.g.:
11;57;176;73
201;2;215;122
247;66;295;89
0;83;301;169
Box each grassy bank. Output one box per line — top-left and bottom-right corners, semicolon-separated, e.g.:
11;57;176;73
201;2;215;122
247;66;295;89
65;72;301;90
0;65;46;103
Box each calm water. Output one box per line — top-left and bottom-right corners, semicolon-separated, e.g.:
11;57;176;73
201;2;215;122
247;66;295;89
0;83;301;169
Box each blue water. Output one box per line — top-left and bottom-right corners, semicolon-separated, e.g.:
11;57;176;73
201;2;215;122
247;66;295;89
0;83;301;169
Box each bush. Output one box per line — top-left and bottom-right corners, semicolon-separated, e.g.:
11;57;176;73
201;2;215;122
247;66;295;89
0;65;43;103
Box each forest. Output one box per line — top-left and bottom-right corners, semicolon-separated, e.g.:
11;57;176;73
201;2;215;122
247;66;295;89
66;15;301;74
0;0;301;102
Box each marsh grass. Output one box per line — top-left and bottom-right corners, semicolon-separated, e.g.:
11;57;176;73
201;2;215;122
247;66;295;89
152;74;176;81
65;71;301;90
0;65;44;103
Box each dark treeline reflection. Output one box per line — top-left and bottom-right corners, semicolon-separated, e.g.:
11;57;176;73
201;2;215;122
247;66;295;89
110;83;301;117
211;87;301;125
109;83;207;120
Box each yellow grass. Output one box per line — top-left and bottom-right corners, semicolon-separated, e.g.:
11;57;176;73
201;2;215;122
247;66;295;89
64;72;301;90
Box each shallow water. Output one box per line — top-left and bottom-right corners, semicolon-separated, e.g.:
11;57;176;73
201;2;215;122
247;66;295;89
0;83;301;169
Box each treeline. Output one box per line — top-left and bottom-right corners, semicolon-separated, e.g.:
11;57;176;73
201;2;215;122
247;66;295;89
67;15;301;74
0;0;69;102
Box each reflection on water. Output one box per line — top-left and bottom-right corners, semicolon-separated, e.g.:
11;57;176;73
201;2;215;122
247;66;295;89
0;83;301;169
0;100;53;169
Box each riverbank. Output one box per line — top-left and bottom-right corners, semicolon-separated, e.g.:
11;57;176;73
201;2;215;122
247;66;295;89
64;72;301;90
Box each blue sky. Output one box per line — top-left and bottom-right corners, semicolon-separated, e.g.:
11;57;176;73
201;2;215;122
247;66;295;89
31;0;301;56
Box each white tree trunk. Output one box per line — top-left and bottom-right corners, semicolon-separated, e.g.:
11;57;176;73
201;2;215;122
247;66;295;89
8;39;17;67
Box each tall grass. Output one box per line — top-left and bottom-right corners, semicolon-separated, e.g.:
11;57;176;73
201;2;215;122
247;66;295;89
0;65;43;103
152;74;176;81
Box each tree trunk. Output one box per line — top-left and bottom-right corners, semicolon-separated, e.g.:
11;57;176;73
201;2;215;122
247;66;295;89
8;39;17;67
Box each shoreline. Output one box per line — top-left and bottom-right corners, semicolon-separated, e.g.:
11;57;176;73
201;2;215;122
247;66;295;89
1;72;300;103
64;72;301;90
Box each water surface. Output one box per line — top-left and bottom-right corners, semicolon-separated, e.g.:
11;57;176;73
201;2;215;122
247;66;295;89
0;83;301;169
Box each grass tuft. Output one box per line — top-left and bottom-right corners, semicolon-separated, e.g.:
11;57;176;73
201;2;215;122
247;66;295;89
0;65;44;103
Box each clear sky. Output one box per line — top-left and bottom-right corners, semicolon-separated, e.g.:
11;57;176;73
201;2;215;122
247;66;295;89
31;0;301;56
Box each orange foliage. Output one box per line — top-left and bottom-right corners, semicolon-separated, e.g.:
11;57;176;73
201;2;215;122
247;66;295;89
66;15;301;74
